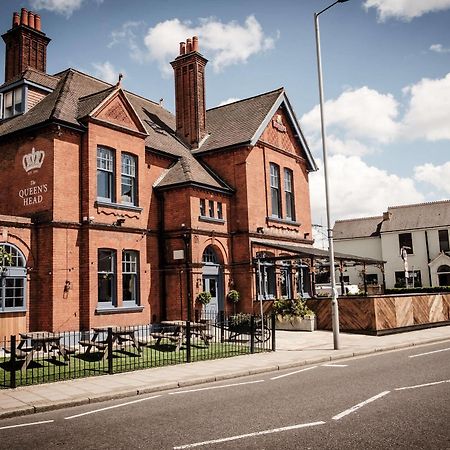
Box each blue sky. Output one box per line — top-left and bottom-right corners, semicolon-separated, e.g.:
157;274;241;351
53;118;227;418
1;0;449;233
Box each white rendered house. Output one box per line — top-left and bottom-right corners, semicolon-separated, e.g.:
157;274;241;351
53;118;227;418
333;200;450;290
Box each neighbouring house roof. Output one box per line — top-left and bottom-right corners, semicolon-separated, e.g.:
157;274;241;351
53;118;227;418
380;200;450;232
195;88;317;172
333;216;383;240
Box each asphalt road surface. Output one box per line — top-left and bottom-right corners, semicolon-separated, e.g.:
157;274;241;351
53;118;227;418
1;341;449;449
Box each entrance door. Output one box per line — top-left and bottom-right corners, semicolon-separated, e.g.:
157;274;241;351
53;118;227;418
203;276;219;317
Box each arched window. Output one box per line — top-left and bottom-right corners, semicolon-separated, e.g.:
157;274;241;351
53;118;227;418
202;246;218;264
437;264;450;287
0;243;27;312
437;265;450;273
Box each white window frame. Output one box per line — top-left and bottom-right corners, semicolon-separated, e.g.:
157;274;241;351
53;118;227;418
0;243;27;312
97;147;115;203
121;153;137;206
122;250;139;306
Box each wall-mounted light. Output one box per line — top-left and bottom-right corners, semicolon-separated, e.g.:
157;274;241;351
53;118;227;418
114;218;126;226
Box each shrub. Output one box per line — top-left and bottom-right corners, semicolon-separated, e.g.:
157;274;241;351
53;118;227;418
227;290;240;303
385;286;450;295
196;291;212;305
272;297;314;318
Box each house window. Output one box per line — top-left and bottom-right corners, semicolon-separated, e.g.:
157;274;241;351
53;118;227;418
2;87;24;119
398;233;413;254
122;251;139;305
98;249;116;306
257;253;276;299
217;202;223;220
202;246;218;264
97;147;115;202
439;229;450;253
200;199;206;217
284;168;295;221
270;163;281;218
121;154;137;205
366;274;378;285
208;200;214;218
395;270;421;288
0;244;26;312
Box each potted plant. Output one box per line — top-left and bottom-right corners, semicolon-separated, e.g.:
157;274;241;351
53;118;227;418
272;297;316;331
227;289;240;314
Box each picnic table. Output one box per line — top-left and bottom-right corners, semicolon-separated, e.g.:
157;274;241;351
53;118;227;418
78;326;142;359
15;331;71;370
151;321;213;350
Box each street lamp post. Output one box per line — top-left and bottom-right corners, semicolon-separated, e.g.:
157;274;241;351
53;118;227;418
314;0;349;350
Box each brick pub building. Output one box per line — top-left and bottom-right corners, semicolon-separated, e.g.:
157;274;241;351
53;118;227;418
0;9;318;340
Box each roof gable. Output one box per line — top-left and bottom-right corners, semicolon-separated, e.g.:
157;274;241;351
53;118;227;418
83;88;147;134
429;252;450;269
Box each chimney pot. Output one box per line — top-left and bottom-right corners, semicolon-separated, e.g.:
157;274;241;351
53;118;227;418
28;11;35;29
192;36;199;52
20;8;28;26
13;12;20;27
35;14;41;31
179;42;186;55
186;38;192;53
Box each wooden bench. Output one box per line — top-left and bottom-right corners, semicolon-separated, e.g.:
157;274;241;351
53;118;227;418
150;332;183;350
78;340;108;352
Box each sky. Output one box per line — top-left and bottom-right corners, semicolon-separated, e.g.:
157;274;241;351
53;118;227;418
1;0;449;240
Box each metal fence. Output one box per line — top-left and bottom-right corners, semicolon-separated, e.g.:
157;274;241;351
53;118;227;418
0;312;276;389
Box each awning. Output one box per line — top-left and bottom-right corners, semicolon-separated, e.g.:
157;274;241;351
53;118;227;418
251;239;385;265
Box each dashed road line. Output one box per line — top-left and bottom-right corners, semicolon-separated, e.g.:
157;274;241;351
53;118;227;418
169;380;264;395
395;379;450;391
322;364;348;367
64;395;161;420
173;421;326;449
270;366;318;380
409;347;450;358
332;391;390;421
0;420;54;430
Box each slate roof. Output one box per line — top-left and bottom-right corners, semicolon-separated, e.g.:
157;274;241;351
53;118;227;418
333;216;383;240
0;67;314;192
0;67;59;91
380;200;450;232
198;88;283;153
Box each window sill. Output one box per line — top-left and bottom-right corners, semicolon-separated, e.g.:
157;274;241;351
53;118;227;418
95;306;144;315
0;309;26;314
95;200;143;213
199;216;225;224
266;217;301;227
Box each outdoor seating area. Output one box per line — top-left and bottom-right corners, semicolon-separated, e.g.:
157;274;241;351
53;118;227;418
0;313;275;389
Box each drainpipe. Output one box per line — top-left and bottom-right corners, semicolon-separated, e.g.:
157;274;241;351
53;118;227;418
156;191;167;321
425;230;432;286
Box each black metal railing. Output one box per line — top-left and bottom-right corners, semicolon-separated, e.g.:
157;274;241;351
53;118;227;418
0;312;276;389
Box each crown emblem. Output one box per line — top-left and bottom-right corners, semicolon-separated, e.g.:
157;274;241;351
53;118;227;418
22;148;45;173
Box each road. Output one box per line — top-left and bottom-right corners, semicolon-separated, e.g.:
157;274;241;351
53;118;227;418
0;341;449;449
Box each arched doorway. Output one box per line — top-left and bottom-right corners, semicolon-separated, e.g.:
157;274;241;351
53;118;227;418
202;246;224;317
437;265;450;286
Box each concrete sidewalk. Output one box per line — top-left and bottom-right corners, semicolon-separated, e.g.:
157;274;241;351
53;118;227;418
1;325;450;419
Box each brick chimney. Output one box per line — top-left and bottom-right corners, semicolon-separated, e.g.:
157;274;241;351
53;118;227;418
170;36;208;149
2;8;51;83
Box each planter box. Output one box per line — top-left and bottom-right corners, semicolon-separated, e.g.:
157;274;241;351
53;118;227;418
275;315;316;332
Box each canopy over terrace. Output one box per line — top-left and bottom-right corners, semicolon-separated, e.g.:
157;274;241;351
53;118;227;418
251;239;386;297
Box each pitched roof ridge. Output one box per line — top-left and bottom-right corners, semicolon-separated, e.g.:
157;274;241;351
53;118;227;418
180;156;193;181
52;67;112;87
335;215;383;223
123;89;161;108
78;84;116;101
207;87;284;113
387;199;450;210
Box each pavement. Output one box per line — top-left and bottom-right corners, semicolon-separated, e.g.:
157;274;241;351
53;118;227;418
1;325;450;420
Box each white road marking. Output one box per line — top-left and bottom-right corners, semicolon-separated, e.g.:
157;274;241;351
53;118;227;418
409;347;450;358
64;395;161;420
0;420;54;430
173;421;326;449
332;391;390;421
270;366;318;380
169;379;264;395
322;364;348;367
395;379;450;391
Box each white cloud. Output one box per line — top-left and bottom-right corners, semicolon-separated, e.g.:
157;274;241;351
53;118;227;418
414;162;450;195
29;0;102;17
310;155;424;224
402;73;450;140
301;87;399;145
430;44;450;53
306;135;377;158
364;0;450;21
91;61;124;84
109;21;146;62
141;16;276;75
217;98;241;107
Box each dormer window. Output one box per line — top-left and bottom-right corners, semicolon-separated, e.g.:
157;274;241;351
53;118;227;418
2;86;24;119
